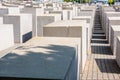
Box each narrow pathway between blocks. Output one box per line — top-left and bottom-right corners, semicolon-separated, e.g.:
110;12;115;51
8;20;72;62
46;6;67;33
81;9;120;80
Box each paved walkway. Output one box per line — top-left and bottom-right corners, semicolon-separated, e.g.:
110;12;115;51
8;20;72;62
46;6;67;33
81;10;120;80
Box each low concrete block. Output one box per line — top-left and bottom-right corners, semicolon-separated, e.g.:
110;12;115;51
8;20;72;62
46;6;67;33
0;24;14;51
44;20;88;72
0;37;81;80
3;13;32;43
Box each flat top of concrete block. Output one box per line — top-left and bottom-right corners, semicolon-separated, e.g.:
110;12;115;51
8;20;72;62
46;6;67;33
45;20;86;27
106;14;120;17
49;10;62;13
108;17;120;20
0;7;7;9
5;13;32;16
0;24;13;27
44;7;53;9
106;12;120;14
0;37;80;79
72;16;91;19
39;14;60;16
104;10;115;12
111;25;120;31
103;7;114;10
24;7;41;9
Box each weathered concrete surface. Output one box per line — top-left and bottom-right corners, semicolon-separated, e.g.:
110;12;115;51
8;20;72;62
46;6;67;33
0;24;14;51
0;37;81;80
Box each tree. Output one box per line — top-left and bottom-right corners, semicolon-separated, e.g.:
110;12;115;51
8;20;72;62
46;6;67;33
108;0;114;5
85;0;90;3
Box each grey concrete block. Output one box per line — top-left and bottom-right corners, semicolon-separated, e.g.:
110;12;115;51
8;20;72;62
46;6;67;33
44;27;67;37
44;20;88;72
107;17;120;43
103;12;120;33
3;13;32;43
0;7;8;17
37;14;61;36
62;10;73;20
21;7;44;37
72;16;92;50
101;6;115;29
110;25;120;55
0;37;81;80
49;10;63;20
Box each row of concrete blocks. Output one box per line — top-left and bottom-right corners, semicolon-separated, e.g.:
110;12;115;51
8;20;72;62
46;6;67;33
0;6;95;48
0;19;92;80
0;6;96;80
100;5;120;68
0;6;96;77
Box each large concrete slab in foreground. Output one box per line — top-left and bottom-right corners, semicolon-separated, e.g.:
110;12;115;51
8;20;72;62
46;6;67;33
0;37;81;80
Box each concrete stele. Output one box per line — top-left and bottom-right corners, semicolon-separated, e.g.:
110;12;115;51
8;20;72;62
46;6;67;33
107;17;120;43
21;7;44;37
44;20;88;72
110;25;120;55
3;13;32;43
37;14;61;36
0;24;14;51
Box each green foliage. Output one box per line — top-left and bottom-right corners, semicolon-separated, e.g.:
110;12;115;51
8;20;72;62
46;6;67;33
64;0;73;2
85;0;90;3
108;0;114;5
64;0;90;3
